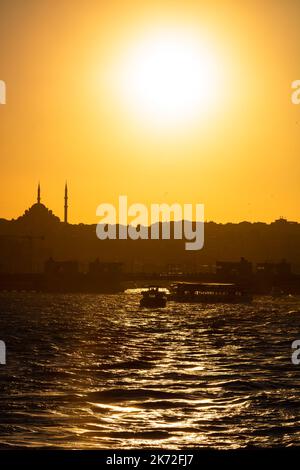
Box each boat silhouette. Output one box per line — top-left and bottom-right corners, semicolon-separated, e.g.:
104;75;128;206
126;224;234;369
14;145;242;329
140;286;167;308
169;282;252;303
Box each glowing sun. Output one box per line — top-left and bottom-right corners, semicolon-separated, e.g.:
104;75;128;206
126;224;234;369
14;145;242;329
116;28;224;129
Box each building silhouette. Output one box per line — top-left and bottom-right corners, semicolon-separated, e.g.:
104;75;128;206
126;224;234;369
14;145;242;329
216;257;253;280
0;185;300;284
37;183;41;204
64;182;68;224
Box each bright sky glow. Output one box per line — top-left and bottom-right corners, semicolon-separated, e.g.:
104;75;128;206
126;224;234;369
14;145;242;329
115;28;225;129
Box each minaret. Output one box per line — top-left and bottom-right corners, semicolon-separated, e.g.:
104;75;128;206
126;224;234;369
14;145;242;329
37;183;41;204
64;182;68;223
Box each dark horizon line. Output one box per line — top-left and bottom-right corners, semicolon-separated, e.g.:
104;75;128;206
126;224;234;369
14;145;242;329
2;215;299;227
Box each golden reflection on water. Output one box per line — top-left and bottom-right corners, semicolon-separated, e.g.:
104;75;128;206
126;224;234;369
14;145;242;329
0;292;300;448
91;403;141;413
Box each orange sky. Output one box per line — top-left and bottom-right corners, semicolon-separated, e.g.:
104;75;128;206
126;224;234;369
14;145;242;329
0;0;299;224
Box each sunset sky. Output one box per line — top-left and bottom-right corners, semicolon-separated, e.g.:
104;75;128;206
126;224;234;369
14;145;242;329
0;0;299;223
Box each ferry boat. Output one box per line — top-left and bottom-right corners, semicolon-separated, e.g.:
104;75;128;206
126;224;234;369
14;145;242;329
140;286;167;308
169;282;252;304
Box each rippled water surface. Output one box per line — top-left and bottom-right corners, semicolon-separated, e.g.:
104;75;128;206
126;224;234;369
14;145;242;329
0;292;300;449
